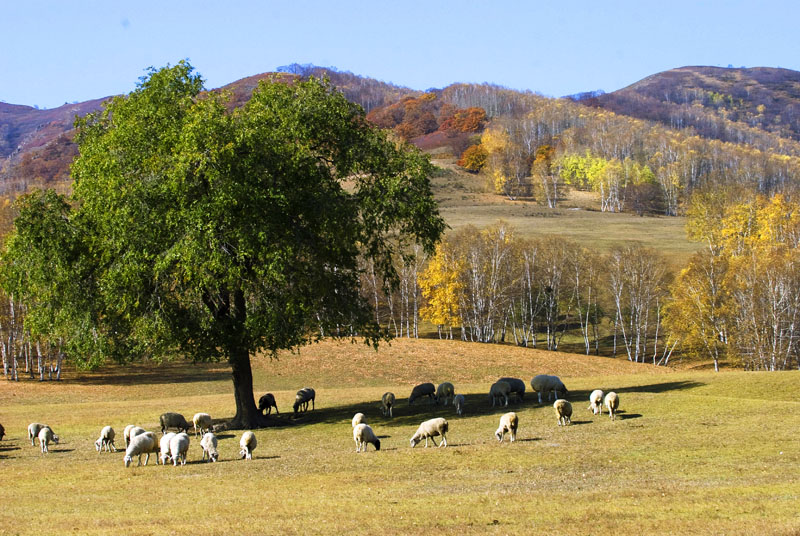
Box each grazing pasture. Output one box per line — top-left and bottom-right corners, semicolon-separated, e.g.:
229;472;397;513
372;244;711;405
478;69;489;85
1;339;798;535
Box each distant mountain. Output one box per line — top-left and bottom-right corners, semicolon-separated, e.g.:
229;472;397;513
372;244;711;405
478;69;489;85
0;66;415;193
578;66;800;152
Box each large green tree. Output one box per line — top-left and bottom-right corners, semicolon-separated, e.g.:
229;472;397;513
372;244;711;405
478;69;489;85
1;62;445;427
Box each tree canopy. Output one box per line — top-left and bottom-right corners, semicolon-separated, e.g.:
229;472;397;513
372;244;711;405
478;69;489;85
1;61;445;427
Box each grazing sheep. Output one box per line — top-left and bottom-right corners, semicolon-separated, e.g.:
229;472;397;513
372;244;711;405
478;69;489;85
454;394;465;416
353;423;381;452
408;382;436;405
124;432;158;467
410;417;449;448
588;389;604;415
498;377;526;402
531;375;569;404
293;388;316;413
169;432;190;466
192;413;213;437
27;423;46;446
495;412;518;443
94;426;117;452
239;431;257;460
381;392;395;417
436;382;455;406
200;432;219;462
352;413;366;428
123;424;136;447
159;412;191;434
37;426;59;453
604;391;620;421
489;381;511;407
258;393;279;415
554;399;573;426
159;432;176;465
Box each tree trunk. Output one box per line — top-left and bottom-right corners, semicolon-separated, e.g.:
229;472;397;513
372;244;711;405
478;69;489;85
228;345;264;429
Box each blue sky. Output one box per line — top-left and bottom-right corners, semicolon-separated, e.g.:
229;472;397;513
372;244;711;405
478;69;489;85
3;1;799;109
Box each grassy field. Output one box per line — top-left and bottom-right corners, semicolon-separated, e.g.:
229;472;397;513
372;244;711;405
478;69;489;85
2;339;799;535
430;161;702;267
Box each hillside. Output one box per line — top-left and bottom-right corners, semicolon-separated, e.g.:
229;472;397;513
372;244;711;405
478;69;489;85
582;66;800;153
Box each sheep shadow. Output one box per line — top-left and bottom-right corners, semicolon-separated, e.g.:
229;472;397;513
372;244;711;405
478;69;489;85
566;381;705;404
619;413;643;420
0;445;21;452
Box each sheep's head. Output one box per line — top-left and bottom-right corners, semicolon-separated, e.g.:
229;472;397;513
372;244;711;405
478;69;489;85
494;430;503;442
373;439;381;451
410;436;420;448
124;455;133;468
52;434;59;445
95;439;102;451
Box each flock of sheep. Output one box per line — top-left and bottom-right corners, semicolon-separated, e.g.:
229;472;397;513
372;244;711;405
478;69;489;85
9;378;622;463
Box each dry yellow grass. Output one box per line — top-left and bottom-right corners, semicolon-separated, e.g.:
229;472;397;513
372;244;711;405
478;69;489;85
1;339;799;535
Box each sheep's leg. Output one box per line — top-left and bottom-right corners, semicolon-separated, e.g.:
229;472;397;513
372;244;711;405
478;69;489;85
430;436;439;447
440;434;447;447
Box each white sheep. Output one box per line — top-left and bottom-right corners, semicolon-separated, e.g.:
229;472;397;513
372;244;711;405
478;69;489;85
554;399;573;426
604;391;620;421
27;423;46;446
293;387;316;413
123;424;135;447
126;425;147;448
159;432;176;465
489;381;511;407
352;412;366;428
37;426;59;453
95;426;117;452
588;389;604;415
353;423;381;452
192;413;213;437
531;375;568;404
454;394;465;416
200;432;219;462
495;412;518;443
169;432;190;466
124;431;159;467
410;417;449;448
436;382;455;406
408;382;436;405
498;377;526;402
381;392;395;417
239;430;257;460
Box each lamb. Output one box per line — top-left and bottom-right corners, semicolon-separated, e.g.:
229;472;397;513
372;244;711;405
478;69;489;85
37;426;59;453
200;432;219;462
588;389;604;415
169;432;190;466
604;391;620;421
192;413;213;437
381;392;395;417
454;394;465;416
410;417;449;448
239;430;257;460
489;380;511;407
293;387;316;413
124;431;159;467
28;423;47;446
352;412;366;428
498;377;526;402
94;426;117;452
159;412;191;434
159;432;176;465
495;412;518;443
531;375;569;404
353;423;381;452
408;382;436;405
554;399;573;426
258;393;279;415
436;382;455;406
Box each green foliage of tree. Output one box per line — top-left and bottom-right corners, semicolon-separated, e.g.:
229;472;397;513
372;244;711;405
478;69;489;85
1;62;445;427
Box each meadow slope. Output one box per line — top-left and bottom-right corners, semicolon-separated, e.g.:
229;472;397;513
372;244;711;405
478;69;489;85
1;339;798;535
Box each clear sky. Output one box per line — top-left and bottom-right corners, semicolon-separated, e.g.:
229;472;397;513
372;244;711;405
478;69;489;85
3;1;799;109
